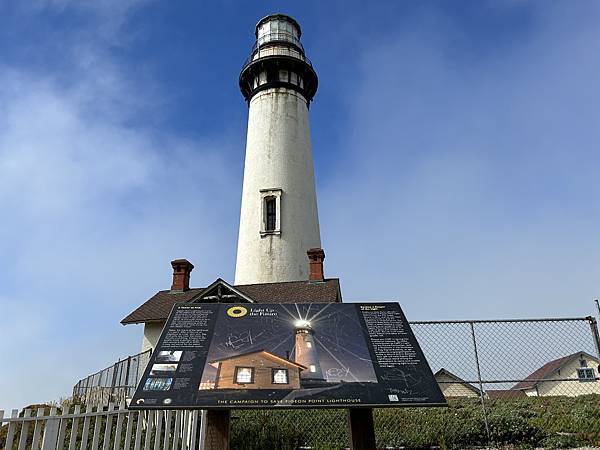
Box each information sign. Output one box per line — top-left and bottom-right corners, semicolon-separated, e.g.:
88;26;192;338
129;303;446;409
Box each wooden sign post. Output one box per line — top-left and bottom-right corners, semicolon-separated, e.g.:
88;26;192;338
202;410;231;450
348;408;377;450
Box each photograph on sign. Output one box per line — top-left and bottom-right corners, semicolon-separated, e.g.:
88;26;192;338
155;351;183;363
130;303;446;409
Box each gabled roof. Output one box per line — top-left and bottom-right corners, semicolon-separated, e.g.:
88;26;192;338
434;368;482;396
121;288;205;325
121;278;342;325
512;351;598;391
209;349;307;369
194;278;255;304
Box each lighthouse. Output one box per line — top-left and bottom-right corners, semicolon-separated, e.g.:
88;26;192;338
294;320;325;382
235;14;321;285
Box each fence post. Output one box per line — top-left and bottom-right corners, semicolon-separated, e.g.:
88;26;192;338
124;356;132;397
202;410;230;450
41;407;60;450
198;410;208;449
348;408;376;450
469;322;491;443
85;375;91;404
110;361;119;401
587;316;600;363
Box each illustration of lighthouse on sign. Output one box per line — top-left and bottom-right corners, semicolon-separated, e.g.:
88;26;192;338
294;319;326;383
198;303;379;393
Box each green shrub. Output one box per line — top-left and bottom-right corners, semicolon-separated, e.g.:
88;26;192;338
229;395;600;449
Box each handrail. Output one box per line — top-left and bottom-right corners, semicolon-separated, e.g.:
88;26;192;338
241;37;311;71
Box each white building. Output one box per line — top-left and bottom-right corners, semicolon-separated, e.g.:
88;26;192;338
512;351;599;397
434;368;481;398
235;14;322;285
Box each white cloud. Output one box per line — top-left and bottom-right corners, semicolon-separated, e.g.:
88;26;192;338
0;5;239;409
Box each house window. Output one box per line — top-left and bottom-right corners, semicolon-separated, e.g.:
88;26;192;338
260;188;282;235
235;367;254;384
577;368;595;382
272;369;289;384
265;197;276;231
306;341;312;348
309;365;316;373
580;359;588;368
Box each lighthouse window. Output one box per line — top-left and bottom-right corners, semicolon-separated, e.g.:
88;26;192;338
260;188;282;235
272;369;289;384
235;367;254;384
266;197;276;231
259;71;267;85
309;365;316;373
278;70;289;82
306;341;312;348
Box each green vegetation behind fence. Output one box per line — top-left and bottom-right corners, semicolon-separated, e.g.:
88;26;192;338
231;395;600;449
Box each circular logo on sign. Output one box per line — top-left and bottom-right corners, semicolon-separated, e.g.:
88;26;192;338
227;306;248;318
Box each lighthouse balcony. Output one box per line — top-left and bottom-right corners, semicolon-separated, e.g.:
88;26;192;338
242;45;313;71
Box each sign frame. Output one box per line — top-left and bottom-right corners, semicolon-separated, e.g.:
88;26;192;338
129;302;446;410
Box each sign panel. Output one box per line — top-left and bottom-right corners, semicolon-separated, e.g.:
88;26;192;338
129;303;445;409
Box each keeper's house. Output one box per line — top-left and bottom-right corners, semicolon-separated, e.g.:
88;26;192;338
208;350;306;390
512;351;599;397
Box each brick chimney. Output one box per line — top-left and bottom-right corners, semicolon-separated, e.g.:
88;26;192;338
171;259;194;292
307;248;325;282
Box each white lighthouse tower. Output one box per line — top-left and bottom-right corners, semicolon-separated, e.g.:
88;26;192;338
235;14;321;285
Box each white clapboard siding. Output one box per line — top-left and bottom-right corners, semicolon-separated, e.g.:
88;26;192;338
1;402;203;450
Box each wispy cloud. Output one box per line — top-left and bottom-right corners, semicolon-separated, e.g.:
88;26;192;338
0;1;239;409
321;2;600;319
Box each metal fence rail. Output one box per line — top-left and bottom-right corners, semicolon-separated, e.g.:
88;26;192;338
72;350;151;406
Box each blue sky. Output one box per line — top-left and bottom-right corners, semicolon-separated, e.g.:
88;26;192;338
1;0;600;408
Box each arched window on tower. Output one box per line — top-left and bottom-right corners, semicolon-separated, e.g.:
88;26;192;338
265;197;276;232
260;188;282;236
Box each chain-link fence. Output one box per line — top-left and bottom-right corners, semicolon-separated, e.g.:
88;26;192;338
72;349;151;406
230;316;600;449
71;316;600;448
